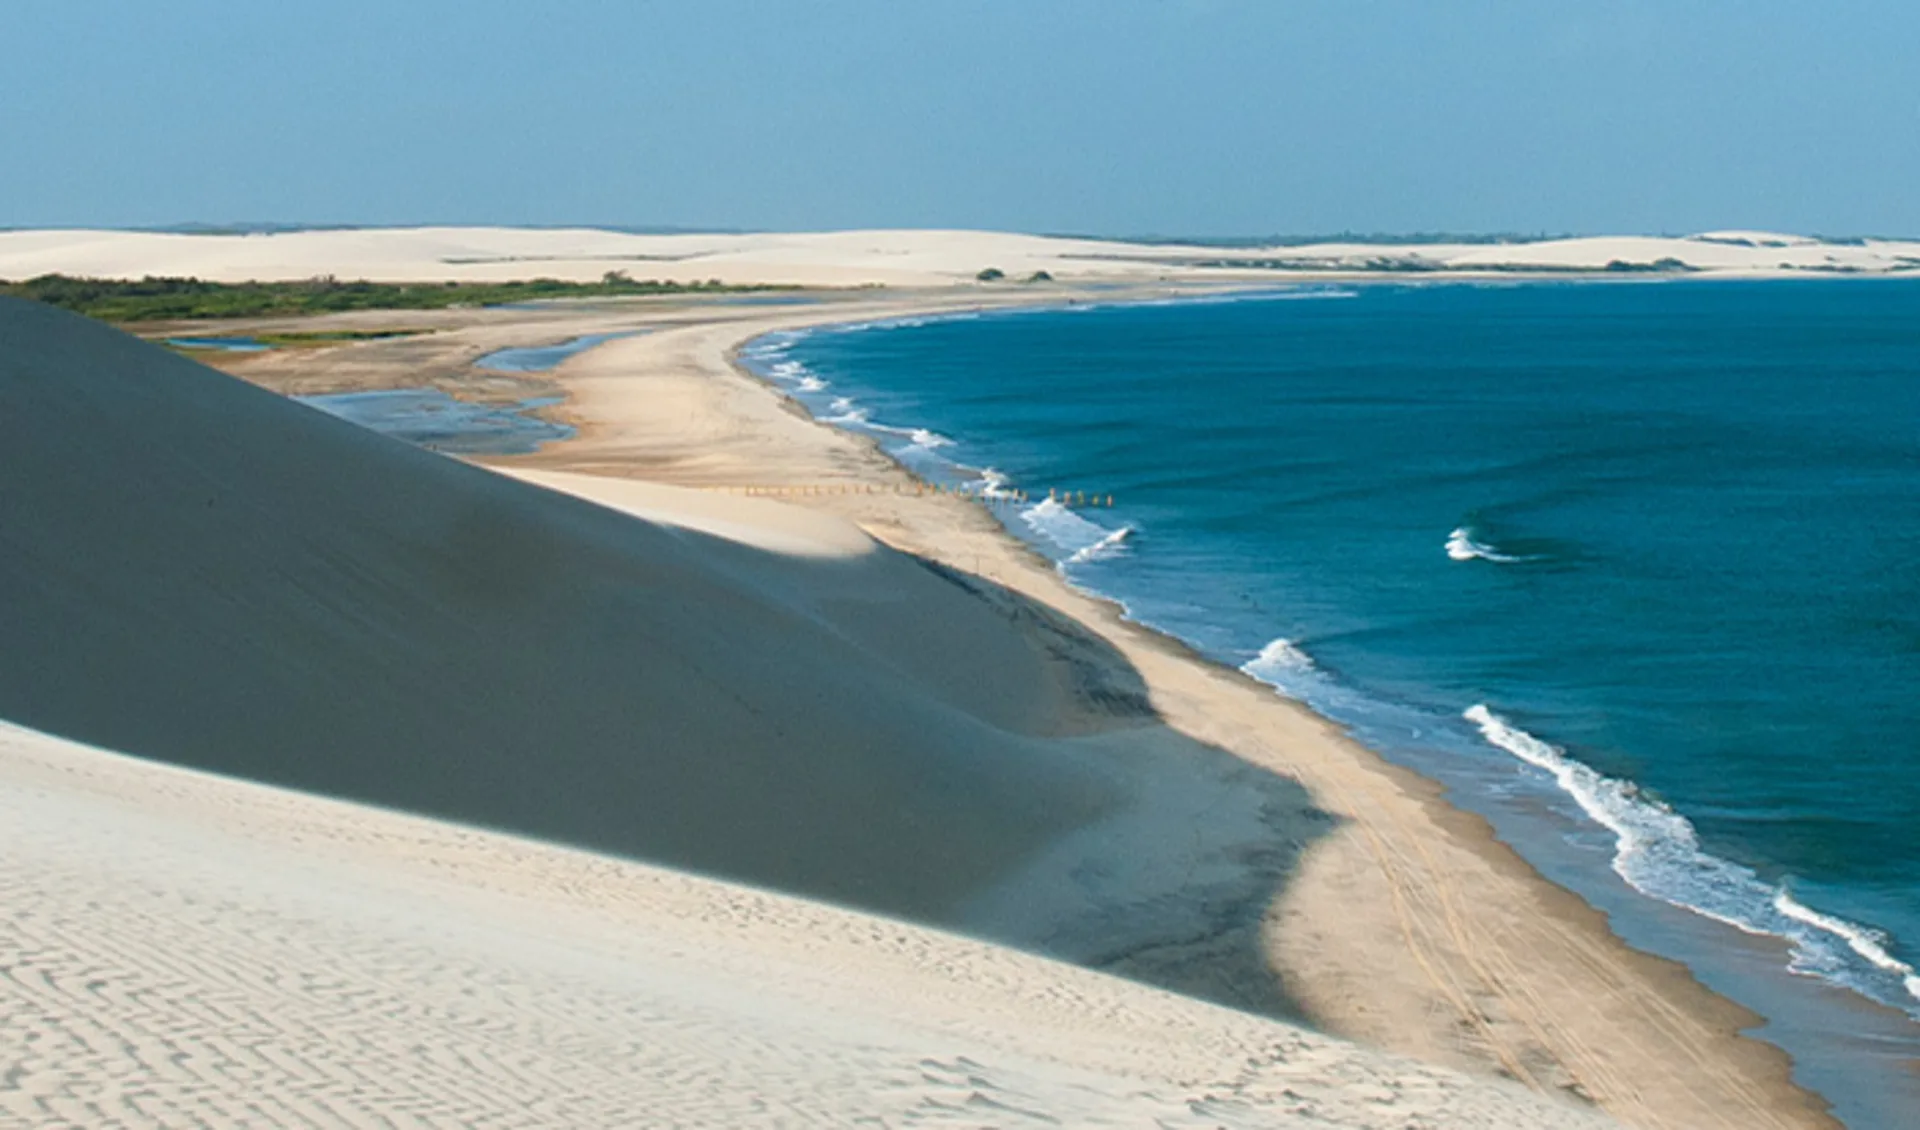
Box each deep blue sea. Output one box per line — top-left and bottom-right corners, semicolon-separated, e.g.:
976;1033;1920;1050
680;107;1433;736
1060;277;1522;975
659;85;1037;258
742;280;1920;1126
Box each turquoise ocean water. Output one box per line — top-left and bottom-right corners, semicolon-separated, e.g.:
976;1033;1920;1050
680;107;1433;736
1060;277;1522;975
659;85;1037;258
743;281;1920;1127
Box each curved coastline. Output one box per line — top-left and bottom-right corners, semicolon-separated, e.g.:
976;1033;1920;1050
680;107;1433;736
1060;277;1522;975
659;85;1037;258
715;288;1920;1130
485;288;1840;1128
7;227;1912;1120
714;293;1920;1128
145;285;1849;1126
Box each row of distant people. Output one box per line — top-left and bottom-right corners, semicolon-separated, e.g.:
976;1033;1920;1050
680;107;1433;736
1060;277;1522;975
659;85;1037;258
717;482;1116;507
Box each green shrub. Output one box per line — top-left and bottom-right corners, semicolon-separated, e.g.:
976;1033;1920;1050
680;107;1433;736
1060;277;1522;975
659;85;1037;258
0;274;796;322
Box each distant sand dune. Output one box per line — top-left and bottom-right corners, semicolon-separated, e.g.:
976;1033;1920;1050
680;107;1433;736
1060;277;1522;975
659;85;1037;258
2;225;1916;286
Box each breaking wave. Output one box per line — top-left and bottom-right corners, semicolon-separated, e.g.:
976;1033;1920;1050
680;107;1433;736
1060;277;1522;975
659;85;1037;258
1446;526;1531;563
977;468;1018;500
1066;526;1133;565
1243;637;1317;676
1020;497;1134;567
1464;704;1920;1017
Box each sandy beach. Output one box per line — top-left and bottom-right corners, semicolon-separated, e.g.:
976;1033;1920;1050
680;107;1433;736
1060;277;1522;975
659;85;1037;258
489;295;1842;1130
0;230;1862;1127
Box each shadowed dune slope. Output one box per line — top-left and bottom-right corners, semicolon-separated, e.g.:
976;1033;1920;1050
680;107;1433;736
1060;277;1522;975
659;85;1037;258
0;297;1124;916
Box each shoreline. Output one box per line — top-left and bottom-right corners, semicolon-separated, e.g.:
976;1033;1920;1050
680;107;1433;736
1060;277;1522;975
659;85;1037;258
471;288;1839;1128
719;287;1920;1127
175;281;1856;1126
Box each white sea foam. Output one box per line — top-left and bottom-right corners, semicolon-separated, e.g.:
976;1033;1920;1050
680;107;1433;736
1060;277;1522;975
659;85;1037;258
1021;497;1134;567
738;333;799;365
826;311;981;335
1464;704;1920;1017
1243;638;1317;678
1238;637;1356;707
1446;526;1528;563
1244;633;1320;671
1066;526;1133;565
829;396;857;414
1773;891;1920;1004
977;468;1017;499
858;421;954;450
796;375;828;392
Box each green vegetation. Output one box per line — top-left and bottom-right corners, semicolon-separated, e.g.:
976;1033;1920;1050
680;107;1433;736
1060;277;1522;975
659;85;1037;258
975;267;1006;281
163;329;433;352
1024;270;1054;283
0;271;791;323
1603;257;1694;273
256;329;430;346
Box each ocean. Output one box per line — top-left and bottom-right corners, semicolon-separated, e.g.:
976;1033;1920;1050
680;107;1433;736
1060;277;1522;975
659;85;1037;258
741;280;1920;1127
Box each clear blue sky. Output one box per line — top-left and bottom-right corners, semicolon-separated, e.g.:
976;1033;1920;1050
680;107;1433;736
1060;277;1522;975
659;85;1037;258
7;0;1916;237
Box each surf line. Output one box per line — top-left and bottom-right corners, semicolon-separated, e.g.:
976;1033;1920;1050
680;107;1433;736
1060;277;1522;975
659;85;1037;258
710;483;1118;507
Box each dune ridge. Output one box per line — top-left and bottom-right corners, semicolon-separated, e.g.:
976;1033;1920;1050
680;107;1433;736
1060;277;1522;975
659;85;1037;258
0;283;1841;1128
0;296;1151;919
2;224;1917;287
0;293;1620;1127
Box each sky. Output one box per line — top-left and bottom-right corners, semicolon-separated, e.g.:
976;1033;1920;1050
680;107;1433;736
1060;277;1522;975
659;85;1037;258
5;0;1917;238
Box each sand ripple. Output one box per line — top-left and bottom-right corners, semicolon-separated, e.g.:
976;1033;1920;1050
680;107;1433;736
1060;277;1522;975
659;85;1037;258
0;720;1610;1129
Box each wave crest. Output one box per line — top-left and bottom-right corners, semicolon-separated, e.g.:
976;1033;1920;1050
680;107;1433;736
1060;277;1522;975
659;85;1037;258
1066;526;1133;565
1021;497;1134;567
1464;704;1920;1017
977;468;1016;500
1243;638;1317;677
1446;526;1529;563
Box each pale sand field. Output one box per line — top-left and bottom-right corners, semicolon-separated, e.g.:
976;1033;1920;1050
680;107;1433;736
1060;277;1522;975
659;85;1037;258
0;717;1611;1129
2;224;1918;287
0;248;1846;1128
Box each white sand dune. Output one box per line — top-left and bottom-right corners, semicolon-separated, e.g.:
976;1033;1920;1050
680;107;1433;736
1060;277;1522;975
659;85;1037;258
0;295;1619;1126
0;718;1612;1128
1;295;1359;1035
2;224;1916;286
0;296;1132;919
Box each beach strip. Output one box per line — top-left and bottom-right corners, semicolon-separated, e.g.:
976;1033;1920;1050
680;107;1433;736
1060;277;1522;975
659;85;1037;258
498;296;1840;1130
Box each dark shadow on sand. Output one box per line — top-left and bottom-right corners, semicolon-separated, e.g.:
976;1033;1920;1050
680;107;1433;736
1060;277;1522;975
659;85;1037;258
0;297;1337;1026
